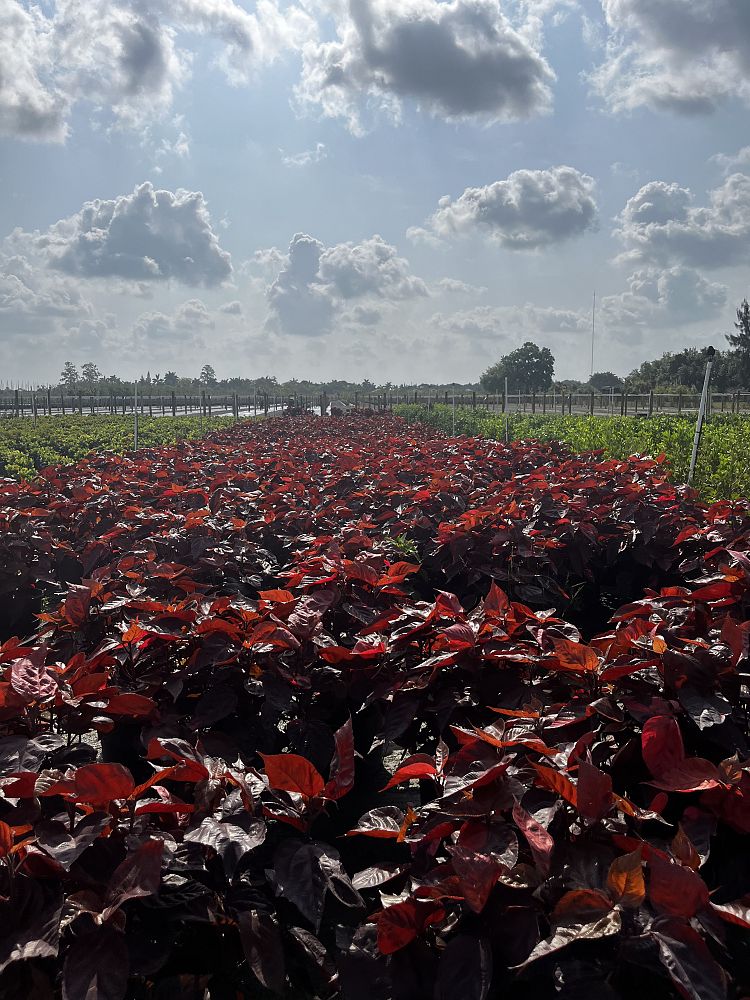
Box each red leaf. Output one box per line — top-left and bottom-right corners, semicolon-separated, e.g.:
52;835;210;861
642;715;684;780
64;584;92;627
377;898;445;955
530;763;578;807
382;761;437;791
260;753;325;798
324;718;355;801
550;639;600;674
649;854;709;917
606;849;645;907
74;763;135;805
512;801;554;875
105;693;157;718
0;822;13;858
649;758;723;793
9;652;56;704
577;759;613;822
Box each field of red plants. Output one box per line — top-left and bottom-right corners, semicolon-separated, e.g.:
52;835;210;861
1;414;749;999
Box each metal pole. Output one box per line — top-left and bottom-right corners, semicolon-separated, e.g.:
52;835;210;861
452;384;456;436
134;378;139;450
688;347;715;486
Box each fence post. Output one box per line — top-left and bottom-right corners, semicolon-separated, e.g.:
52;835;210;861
648;390;654;417
589;391;595;416
46;388;51;415
531;390;536;414
61;391;66;415
14;389;19;417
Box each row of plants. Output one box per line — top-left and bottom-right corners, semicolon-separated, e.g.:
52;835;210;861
0;415;238;481
394;404;750;502
0;414;749;998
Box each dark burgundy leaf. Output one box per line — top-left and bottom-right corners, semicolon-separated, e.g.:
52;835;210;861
238;910;286;995
102;838;163;917
62;924;129;1000
435;935;492;1000
325;717;355;801
652;917;727;1000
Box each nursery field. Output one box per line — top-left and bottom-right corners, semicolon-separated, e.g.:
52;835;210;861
1;414;750;999
0;414;239;481
395;404;750;502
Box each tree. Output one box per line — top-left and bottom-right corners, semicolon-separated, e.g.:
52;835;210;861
60;362;79;388
480;342;554;393
727;299;750;386
199;364;217;386
81;363;101;388
163;371;179;386
589;371;623;391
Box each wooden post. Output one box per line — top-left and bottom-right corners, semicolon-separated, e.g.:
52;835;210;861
47;388;51;415
648;390;654;417
568;393;572;415
532;390;536;414
61;391;66;415
589;391;595;416
14;389;19;417
472;391;477;409
542;393;547;414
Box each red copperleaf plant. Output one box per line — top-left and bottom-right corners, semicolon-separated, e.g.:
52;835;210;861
0;414;749;998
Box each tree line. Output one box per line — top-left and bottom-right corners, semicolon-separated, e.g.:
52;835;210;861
5;299;749;398
480;299;750;394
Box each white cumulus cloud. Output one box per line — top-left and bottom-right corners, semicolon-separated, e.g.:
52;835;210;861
590;0;750;115
295;0;555;133
265;231;427;336
412;166;598;249
615;174;750;269
30;182;232;287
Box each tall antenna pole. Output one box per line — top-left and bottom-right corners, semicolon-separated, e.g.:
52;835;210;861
590;291;596;378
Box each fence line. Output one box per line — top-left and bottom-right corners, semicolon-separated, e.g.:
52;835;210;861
2;389;750;419
0;390;316;419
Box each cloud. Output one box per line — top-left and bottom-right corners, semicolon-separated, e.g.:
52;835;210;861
219;299;243;314
437;278;489;295
130;299;215;357
266;231;427;336
281;142;327;167
0;0;314;141
31;182;232;286
601;266;727;329
432;303;590;340
295;0;555;133
615;173;750;269
0;253;95;335
712;147;750;176
590;0;750;115
0;3;67;140
414;166;598;249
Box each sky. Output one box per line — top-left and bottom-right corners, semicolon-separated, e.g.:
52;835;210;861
1;0;750;385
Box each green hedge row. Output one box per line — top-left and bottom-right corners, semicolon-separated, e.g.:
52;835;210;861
0;415;238;481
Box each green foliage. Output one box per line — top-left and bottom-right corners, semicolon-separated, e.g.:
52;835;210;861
589;371;623;391
727;299;750;386
481;341;554;393
0;415;237;481
395;403;750;502
625;346;742;392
